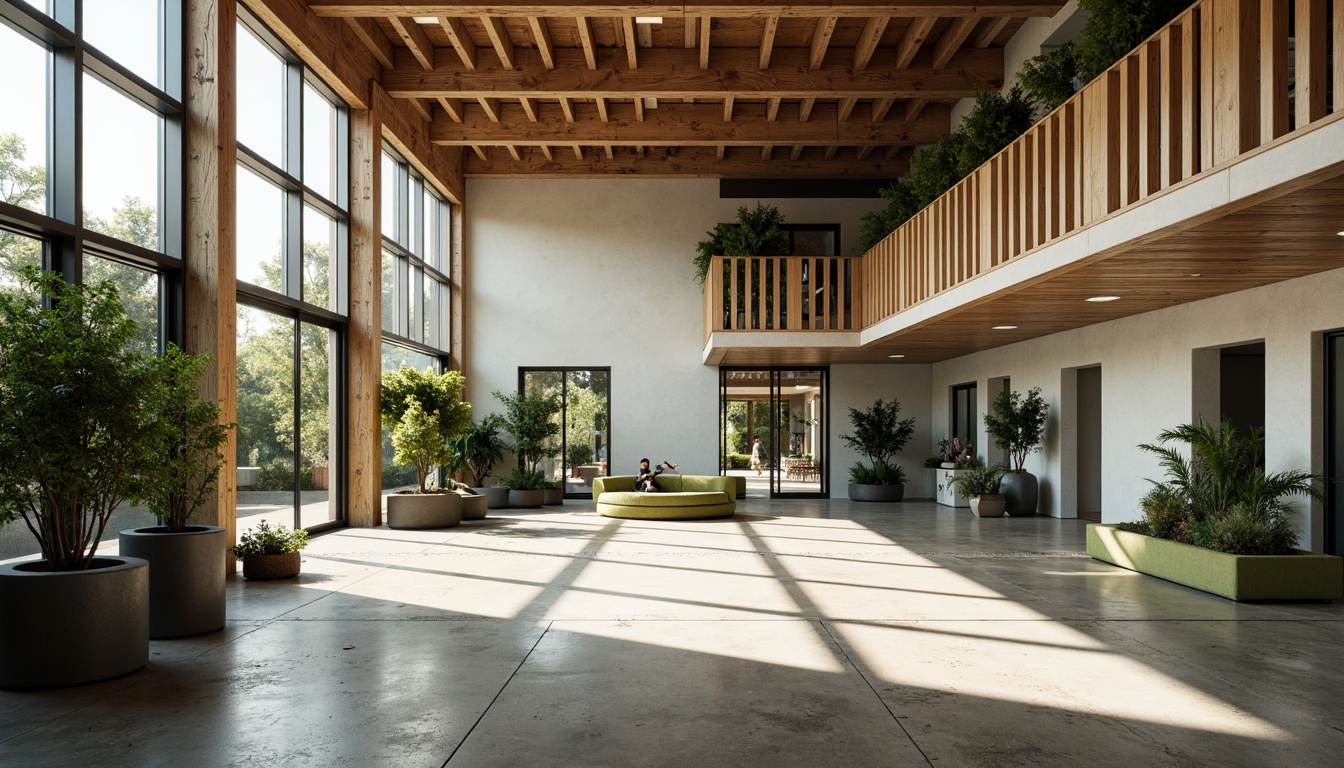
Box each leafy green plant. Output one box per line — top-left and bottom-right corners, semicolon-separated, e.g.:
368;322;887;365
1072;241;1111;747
983;387;1049;473
839;398;916;486
948;464;1008;498
232;519;308;558
144;346;234;532
1076;0;1194;81
493;389;562;476
1132;419;1319;555
565;442;595;470
497;468;545;491
848;462;906;486
0;267;168;571
380;367;472;493
694;203;789;284
1018;42;1081;113
448;415;509;486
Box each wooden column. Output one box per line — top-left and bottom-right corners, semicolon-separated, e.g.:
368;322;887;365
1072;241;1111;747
450;201;465;374
184;0;238;572
347;105;382;528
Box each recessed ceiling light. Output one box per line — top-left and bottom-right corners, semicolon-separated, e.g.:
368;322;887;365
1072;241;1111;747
888;354;905;359
1086;295;1120;302
1190;273;1202;277
992;325;1018;330
1337;231;1344;236
413;16;437;24
635;16;664;24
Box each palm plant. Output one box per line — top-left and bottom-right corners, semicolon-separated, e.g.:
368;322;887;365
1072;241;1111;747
448;415;508;486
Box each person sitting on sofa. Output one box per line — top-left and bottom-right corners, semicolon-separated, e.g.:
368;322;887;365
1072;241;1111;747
635;458;679;492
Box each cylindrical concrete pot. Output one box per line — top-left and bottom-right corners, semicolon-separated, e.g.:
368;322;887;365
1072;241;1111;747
509;489;544;508
848;483;905;502
970;495;1007;518
0;557;149;688
543;488;564;506
119;526;226;639
459;493;488;520
1000;472;1039;516
387;491;462;529
241;551;301;580
473;485;511;509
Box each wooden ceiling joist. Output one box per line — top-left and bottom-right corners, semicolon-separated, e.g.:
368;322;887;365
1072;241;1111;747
809;17;838;70
383;47;1002;100
430;101;949;145
310;2;1066;20
759;16;780;69
387;16;435;69
527;17;555;69
895;16;936;69
464;145;911;178
481;15;517;69
931;15;980;69
436;96;464;121
438;16;476;69
576;16;598;69
853;17;890;70
344;16;395;69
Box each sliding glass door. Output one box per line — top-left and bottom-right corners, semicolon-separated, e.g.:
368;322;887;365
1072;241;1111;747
720;367;828;499
521;368;611;498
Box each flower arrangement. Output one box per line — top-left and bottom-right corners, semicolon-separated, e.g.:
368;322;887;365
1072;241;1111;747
924;438;979;469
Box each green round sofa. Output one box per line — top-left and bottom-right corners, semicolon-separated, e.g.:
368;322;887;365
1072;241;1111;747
592;475;737;520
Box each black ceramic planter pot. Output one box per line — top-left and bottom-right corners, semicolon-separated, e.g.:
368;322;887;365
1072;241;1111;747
848;483;906;502
119;525;227;639
1000;472;1039;516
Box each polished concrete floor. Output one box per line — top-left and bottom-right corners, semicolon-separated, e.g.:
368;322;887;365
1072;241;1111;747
2;498;1343;767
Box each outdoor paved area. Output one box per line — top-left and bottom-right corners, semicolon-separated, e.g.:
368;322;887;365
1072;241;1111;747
2;498;1343;767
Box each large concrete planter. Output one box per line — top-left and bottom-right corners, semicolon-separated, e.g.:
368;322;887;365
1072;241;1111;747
473;485;511;509
0;557;149;688
387;491;462;529
119;526;226;639
969;495;1007;517
509;489;544;508
1000;471;1039;516
543;488;564;506
458;492;488;520
1087;524;1344;601
241;552;302;580
848;483;905;502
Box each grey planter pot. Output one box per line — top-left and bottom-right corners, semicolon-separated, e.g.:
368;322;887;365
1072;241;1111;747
387;492;462;529
509;489;545;508
848;483;905;502
459;493;488;520
1000;472;1039;516
473;486;511;509
241;552;301;580
0;557;149;689
543;488;564;506
970;495;1007;518
119;526;226;639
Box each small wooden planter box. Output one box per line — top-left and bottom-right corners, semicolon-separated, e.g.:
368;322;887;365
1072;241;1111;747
1087;524;1344;602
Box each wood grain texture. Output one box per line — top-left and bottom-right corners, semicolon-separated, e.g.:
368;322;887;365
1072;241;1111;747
308;2;1068;20
465;145;910;176
346;105;383;528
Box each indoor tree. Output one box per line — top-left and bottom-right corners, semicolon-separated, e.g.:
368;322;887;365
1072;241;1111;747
983;387;1049;473
380;366;472;493
839;398;917;486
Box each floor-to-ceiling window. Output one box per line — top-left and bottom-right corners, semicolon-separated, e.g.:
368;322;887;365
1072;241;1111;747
379;145;454;493
520;368;611;497
233;7;347;538
0;0;182;559
951;382;977;448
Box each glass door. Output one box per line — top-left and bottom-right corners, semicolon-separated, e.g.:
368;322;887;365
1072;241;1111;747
720;367;828;499
521;368;610;498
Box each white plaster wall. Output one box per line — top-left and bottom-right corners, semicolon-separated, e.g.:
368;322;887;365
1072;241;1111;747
829;364;935;498
464;178;885;479
929;266;1344;547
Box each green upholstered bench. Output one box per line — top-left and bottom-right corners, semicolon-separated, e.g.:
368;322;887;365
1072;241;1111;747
592;475;736;520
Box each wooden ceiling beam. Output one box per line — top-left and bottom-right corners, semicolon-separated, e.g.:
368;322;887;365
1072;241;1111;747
871;97;895;121
622;16;638;69
723;96;735;121
766;97;781;121
481;15;517;69
344;16;395;69
311;2;1068;20
430;101;951;144
972;16;1011;47
853;17;890;70
477;97;502;121
438;16;476;69
759;16;780;69
931;16;979;69
383;47;1003;100
527;17;555;69
576;16;598;69
407;96;433;120
799;97;815;121
905;97;929;121
790;145;803;160
437;96;464;121
837;97;857;121
700;15;712;69
464;145;912;178
809;17;838;70
387;16;435;69
595;96;609;121
519;96;540;121
895;16;936;69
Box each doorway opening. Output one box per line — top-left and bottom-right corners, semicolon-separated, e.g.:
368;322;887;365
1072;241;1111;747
720;368;829;498
519;368;611;498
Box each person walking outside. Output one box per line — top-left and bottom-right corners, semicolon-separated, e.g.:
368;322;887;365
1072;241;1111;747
749;437;763;476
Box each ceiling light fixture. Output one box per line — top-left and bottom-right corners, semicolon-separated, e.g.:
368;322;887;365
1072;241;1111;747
992;325;1018;330
635;16;664;24
413;16;437;24
1086;295;1120;302
888;354;905;359
1190;273;1202;277
1337;230;1344;236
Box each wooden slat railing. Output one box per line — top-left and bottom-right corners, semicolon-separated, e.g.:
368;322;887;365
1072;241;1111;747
704;255;864;340
852;0;1344;326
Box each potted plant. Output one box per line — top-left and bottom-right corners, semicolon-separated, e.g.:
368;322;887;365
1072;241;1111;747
983;387;1049;516
566;442;594;477
694;203;789;285
381;367;472;529
446;479;488;520
233;520;309;580
0;268;162;687
449;415;510;509
543;480;565;506
839;398;916;502
493;388;562;508
948;464;1009;517
1088;420;1341;601
120;345;234;639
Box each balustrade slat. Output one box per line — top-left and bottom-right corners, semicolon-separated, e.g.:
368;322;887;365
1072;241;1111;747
1161;24;1182;186
1297;0;1329;127
1335;0;1344;112
1139;40;1162;197
1260;0;1289;142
